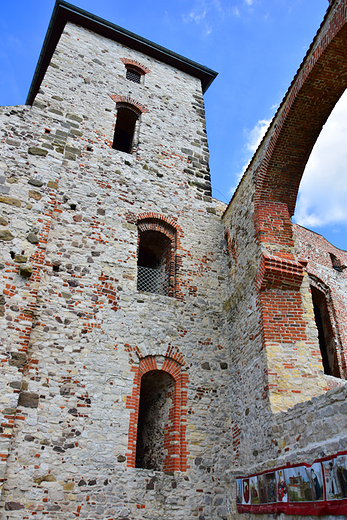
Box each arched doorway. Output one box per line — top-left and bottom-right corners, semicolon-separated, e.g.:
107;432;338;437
135;370;175;470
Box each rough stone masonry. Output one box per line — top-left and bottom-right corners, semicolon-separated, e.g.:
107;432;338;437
0;1;346;519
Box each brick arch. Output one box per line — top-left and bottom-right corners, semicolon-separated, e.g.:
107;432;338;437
120;58;150;75
255;1;347;217
109;94;148;114
137;213;183;237
137;213;183;298
125;355;189;471
251;1;347;411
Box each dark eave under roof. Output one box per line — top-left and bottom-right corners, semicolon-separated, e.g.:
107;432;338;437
26;0;218;105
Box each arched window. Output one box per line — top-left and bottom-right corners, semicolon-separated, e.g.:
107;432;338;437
126;67;141;84
137;216;179;297
137;230;171;295
126;355;189;472
311;285;340;378
112;103;139;153
109;96;148;154
120;58;150;85
136;370;175;470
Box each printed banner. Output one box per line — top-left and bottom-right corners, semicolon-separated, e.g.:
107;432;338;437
236;451;347;515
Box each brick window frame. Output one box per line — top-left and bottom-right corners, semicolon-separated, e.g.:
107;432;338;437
109;95;148;154
136;213;183;298
309;277;345;379
125;354;189;472
120;58;150;85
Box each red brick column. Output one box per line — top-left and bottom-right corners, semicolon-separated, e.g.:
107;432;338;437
253;200;326;410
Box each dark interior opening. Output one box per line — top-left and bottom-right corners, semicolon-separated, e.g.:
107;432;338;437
137;230;171;295
138;230;171;268
135;370;175;470
112;107;138;153
311;286;340;378
126;68;141;84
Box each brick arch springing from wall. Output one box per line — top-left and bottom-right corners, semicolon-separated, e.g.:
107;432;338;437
255;2;347;218
137;213;183;299
109;95;148;114
249;1;347;410
125;354;189;471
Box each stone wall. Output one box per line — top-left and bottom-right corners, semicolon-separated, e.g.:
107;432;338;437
0;20;233;520
221;0;347;516
1;1;347;519
229;383;347;518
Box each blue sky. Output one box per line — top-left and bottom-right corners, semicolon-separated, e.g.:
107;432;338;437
1;0;346;250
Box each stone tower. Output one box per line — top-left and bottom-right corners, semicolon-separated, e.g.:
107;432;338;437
1;0;347;518
0;1;233;518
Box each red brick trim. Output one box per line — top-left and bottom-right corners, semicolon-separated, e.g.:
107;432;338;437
0;182;59;491
256;253;304;291
125;355;189;471
137;212;182;234
120;58;150;74
109;94;148;114
137;213;183;298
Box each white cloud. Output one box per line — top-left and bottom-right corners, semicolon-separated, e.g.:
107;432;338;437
245;0;254;5
182;0;230;30
228;118;271;195
294;89;347;228
213;0;225;16
230;6;240;17
228;90;347;232
182;5;208;24
246;118;271;153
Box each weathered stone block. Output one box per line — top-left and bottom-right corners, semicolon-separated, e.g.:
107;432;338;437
0;229;14;241
20;264;33;277
27;232;39;243
28;178;44;187
18;392;39;408
0;195;21;207
9;352;27;368
28;147;48;157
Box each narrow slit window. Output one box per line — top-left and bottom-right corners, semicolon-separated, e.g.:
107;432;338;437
112;106;138;153
311;286;340;378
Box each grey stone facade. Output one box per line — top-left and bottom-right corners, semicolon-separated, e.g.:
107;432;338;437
0;1;347;519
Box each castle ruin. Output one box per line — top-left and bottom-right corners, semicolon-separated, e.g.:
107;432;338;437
0;1;347;518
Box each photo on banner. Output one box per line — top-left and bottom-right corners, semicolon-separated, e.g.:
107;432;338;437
265;472;276;503
284;466;313;502
323;458;343;500
276;469;288;503
236;479;242;505
258;473;267;504
336;454;347;498
250;476;259;505
242;478;251;505
306;462;324;501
